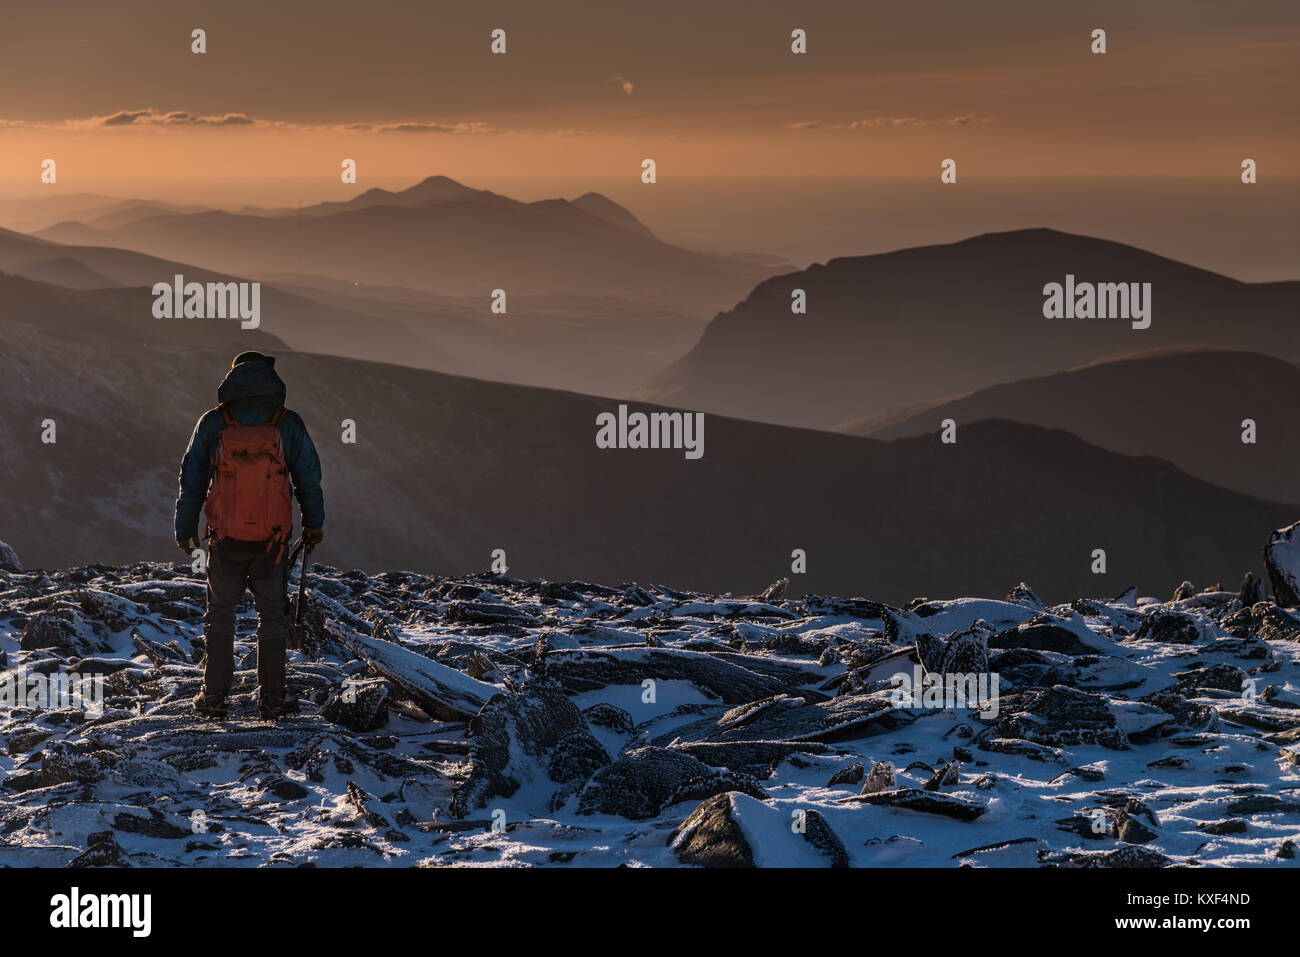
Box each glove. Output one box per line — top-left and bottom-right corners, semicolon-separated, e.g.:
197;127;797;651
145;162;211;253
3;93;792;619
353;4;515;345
177;536;202;556
302;527;324;547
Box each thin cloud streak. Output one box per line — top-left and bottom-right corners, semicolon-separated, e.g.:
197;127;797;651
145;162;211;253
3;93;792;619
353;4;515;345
784;114;992;130
0;109;498;134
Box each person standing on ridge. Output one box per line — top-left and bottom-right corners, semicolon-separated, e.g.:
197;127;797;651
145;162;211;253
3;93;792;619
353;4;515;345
175;351;325;719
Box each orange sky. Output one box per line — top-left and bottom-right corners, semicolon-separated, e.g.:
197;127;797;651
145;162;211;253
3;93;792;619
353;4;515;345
0;0;1296;196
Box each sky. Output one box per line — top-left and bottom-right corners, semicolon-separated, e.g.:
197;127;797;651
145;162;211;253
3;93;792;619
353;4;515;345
0;0;1296;194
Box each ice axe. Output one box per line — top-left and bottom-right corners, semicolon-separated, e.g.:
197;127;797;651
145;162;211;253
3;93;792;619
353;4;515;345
285;535;314;651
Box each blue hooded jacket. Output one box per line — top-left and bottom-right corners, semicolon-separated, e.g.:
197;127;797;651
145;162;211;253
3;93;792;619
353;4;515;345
174;358;325;541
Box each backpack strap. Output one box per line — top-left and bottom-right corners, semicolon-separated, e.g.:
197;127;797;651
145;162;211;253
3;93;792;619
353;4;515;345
215;404;238;428
266;406;286;427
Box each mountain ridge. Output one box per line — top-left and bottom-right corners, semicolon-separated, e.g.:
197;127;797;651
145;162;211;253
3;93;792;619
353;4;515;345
0;311;1292;604
634;228;1300;428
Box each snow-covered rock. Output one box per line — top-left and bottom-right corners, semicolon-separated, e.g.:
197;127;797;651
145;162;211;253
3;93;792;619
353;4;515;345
1266;521;1300;607
671;792;848;867
0;557;1298;867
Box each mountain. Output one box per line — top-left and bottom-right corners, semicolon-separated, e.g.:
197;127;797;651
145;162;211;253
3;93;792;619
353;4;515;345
264;276;704;397
634;229;1300;428
291;174;506;217
568;191;656;238
0;226;702;397
7;256;121;289
837;348;1300;505
0;272;285;351
82;201;211;230
0;194;208;233
0;232;452;371
5;556;1297;867
0;299;1293;604
34;176;771;316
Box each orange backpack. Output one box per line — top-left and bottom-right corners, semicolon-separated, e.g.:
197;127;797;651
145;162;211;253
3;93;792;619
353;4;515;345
204;404;293;558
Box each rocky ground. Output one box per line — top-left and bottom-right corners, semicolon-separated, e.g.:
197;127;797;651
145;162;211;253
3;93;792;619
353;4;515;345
3;535;1300;867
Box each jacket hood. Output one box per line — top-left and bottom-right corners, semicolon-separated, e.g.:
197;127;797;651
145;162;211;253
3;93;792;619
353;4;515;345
217;359;286;405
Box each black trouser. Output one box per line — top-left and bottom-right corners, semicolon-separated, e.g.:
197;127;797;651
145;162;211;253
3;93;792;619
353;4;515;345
202;538;288;698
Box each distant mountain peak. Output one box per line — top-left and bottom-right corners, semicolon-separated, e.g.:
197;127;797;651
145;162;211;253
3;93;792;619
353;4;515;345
569;192;655;239
638;228;1299;429
412;174;466;188
397;175;477;201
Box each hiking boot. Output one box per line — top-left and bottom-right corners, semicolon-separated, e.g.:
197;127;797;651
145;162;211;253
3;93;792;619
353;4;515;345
258;689;300;720
193;691;228;719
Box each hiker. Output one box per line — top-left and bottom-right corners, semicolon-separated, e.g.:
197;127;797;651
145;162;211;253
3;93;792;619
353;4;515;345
174;352;325;719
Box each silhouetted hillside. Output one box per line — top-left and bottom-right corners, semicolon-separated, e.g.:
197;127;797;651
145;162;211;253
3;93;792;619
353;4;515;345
636;229;1300;427
0;309;1291;604
35;175;771;315
0;228;695;395
838;348;1300;504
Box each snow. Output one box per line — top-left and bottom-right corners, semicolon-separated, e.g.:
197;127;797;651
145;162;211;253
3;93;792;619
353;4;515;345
1;562;1298;867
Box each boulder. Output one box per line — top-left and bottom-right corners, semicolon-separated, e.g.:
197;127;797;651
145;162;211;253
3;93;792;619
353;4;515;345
803;596;892;619
990;619;1101;657
1237;572;1264;608
1129;609;1203;644
1265;521;1300;607
670;792;755;867
860;760;896;794
978;737;1067;763
1172;662;1247;695
1223;602;1300;644
318;678;390;732
582;702;635;734
20;612;81;652
995;685;1129;750
451;683;586;817
1056;845;1173;868
670;792;848;867
446;600;540;627
1005;583;1046;611
69;831;127;868
1136;691;1218;735
0;539;20;573
669;740;828;776
923;760;961;791
843;787;987;821
658;690;914;746
1197;819;1247;835
40;742;118;787
915;620;991;675
576;747;767;820
547;728;612;785
716;694;806;731
541;647;794;704
827;761;864;788
326;618;495;721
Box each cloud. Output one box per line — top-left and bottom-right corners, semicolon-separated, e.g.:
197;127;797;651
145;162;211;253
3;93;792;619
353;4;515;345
0;109;496;134
96;109;257;127
787;114;992;130
610;76;635;94
378;121;496;134
100;109;156;126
